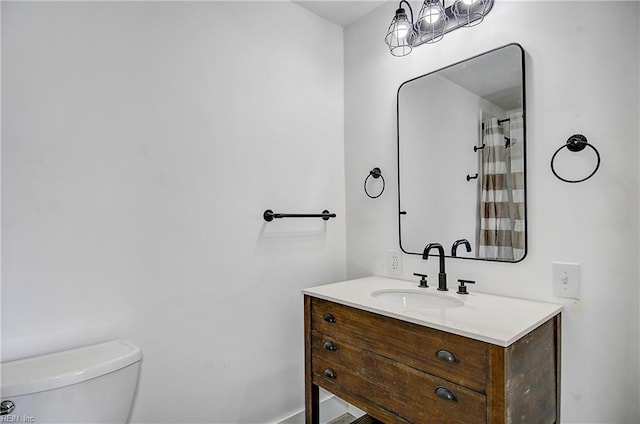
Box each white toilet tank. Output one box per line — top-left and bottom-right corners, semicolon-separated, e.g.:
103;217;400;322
1;340;142;424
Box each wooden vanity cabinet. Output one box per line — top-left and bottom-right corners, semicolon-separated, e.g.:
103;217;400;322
304;296;561;424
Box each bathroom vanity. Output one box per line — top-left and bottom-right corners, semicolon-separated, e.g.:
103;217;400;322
303;276;562;424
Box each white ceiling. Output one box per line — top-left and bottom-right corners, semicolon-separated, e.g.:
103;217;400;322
292;1;392;28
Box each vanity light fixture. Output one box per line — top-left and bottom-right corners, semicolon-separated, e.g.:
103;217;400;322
452;0;490;27
384;0;494;57
384;2;416;57
415;0;448;44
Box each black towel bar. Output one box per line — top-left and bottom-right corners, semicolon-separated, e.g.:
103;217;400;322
263;209;336;222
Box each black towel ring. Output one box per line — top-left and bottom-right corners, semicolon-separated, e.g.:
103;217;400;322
550;134;601;183
364;167;385;198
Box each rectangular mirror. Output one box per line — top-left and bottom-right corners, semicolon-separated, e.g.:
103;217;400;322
397;43;526;262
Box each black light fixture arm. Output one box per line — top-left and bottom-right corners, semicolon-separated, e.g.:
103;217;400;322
398;0;414;24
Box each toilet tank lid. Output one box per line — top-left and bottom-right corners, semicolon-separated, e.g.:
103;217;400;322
1;340;142;397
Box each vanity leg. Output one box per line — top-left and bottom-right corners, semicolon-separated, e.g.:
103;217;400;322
304;295;319;424
554;314;562;424
486;345;506;424
305;382;319;424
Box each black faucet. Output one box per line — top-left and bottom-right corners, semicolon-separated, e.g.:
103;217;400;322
422;243;447;291
451;239;472;257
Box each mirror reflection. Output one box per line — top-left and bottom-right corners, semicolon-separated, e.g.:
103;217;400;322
398;43;526;262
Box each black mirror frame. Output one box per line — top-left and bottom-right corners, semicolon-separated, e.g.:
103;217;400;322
396;43;528;263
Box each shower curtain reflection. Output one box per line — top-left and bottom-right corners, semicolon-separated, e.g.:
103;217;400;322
478;114;525;261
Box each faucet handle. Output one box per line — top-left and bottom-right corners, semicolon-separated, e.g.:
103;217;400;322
457;279;475;295
413;272;429;288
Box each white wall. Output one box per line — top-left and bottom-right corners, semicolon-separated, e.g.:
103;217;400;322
2;2;345;423
399;74;479;253
345;1;639;423
4;1;640;423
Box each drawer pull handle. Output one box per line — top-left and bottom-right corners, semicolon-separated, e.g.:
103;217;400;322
435;349;458;364
323;313;336;323
435;386;458;402
323;368;337;379
323;341;337;351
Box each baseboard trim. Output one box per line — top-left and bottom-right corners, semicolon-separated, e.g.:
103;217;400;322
274;393;348;424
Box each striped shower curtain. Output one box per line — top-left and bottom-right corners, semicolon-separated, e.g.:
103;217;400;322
478;113;525;261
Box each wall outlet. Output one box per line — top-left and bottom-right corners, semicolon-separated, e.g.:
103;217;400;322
552;262;581;299
387;250;402;276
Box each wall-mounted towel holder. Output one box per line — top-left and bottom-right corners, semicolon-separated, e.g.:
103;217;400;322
364;167;385;198
550;134;601;183
263;209;336;222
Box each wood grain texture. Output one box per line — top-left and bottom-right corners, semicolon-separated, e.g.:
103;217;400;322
311;332;486;424
311;297;488;392
304;295;561;424
555;315;562;423
486;344;506;423
503;318;558;424
304;295;319;424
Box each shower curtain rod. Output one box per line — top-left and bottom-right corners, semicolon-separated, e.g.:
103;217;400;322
481;118;511;130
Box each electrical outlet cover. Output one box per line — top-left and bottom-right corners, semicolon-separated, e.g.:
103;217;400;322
387;250;402;276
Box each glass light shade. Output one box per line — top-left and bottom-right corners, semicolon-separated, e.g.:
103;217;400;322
415;0;448;44
452;0;489;27
385;8;415;57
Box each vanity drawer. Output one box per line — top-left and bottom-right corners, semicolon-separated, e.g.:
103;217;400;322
311;332;487;424
310;297;488;392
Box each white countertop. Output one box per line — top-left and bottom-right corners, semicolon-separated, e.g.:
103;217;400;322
303;276;563;347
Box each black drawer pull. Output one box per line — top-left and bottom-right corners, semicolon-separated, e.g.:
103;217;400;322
323;341;337;351
435;386;458;402
323;313;336;323
323;368;337;379
435;349;458;364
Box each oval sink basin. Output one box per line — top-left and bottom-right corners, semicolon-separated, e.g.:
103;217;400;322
371;289;464;310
